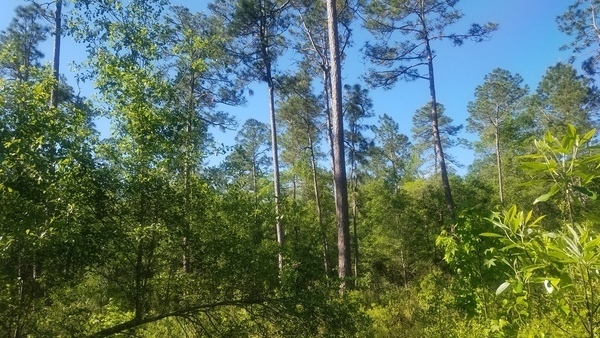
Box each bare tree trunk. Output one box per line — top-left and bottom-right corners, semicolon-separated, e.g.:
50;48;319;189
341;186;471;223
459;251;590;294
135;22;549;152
182;72;195;274
182;122;190;273
297;16;337;278
268;81;284;272
326;0;352;287
323;71;335;168
292;175;297;202
50;0;62;109
425;39;455;228
252;162;258;208
257;0;284;272
309;135;331;276
495;127;504;205
349;140;359;281
352;180;358;281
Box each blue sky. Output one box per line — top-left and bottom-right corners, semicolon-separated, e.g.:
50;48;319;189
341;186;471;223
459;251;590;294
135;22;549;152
0;0;576;175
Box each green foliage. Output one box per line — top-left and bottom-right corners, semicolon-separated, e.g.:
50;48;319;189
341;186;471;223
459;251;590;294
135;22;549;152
412;102;465;174
369;114;413;190
557;0;600;76
520;125;600;224
531;62;598;135
0;4;50;81
5;0;600;336
363;0;498;88
467;68;530;143
485;126;600;337
437;209;502;319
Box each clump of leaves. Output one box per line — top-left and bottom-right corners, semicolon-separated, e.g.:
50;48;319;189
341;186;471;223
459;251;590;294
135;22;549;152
484;125;600;337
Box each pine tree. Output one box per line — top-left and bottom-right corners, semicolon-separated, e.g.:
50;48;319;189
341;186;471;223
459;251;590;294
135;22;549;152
364;0;497;224
467;68;529;205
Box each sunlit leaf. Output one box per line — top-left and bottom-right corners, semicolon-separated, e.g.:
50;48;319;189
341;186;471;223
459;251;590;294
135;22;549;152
520;162;549;171
533;184;559;204
480;232;503;238
581;128;596;144
496;281;511;296
513;281;523;293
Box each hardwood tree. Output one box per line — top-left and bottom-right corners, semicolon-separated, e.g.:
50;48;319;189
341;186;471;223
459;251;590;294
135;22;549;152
167;6;241;272
66;1;300;335
0;6;100;336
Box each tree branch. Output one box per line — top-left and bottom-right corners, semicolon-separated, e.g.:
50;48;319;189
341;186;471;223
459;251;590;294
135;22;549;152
87;298;279;338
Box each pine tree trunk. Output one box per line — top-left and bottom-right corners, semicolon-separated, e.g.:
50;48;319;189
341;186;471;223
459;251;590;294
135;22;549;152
309;134;330;276
352;182;359;281
182;73;195;274
323;71;335;175
326;0;352;287
425;39;455;227
495;127;504;205
350;140;359;281
50;0;62;109
255;0;284;272
268;81;284;272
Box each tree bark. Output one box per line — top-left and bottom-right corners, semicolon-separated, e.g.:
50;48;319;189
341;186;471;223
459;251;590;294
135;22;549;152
494;127;504;205
425;38;455;227
258;3;284;272
309;134;330;276
349;132;359;281
352;180;358;281
326;0;352;287
87;299;274;338
50;0;62;109
268;81;284;272
182;71;195;274
296;14;337;279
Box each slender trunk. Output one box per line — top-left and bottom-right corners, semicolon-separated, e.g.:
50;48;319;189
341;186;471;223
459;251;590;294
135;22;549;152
292;175;297;202
50;0;62;108
309;135;331;276
322;70;338;211
252;162;258;209
41;0;63;292
352;179;358;281
14;257;23;338
135;242;144;321
182;67;197;273
400;250;407;287
494;127;504;205
258;1;283;271
391;160;397;193
323;71;335;167
425;39;455;228
433;141;439;174
268;81;284;272
326;0;352;287
350;140;359;281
